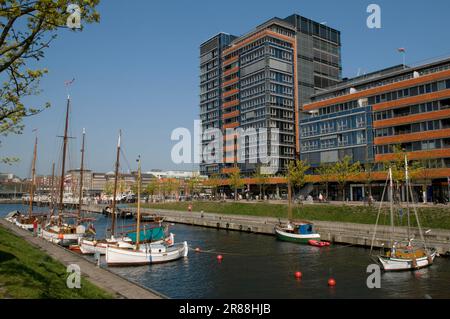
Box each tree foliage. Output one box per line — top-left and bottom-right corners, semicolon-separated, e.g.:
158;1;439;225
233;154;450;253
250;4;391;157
287;160;310;192
333;155;361;201
228;167;244;201
0;0;100;162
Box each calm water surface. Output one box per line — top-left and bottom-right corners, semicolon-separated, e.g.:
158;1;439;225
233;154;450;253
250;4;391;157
1;204;450;299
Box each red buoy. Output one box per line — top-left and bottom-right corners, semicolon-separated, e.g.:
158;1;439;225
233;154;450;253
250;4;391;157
295;271;303;279
328;278;336;287
217;255;223;261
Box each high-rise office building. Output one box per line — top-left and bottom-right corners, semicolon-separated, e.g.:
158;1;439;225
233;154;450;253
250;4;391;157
199;14;342;176
200;33;237;176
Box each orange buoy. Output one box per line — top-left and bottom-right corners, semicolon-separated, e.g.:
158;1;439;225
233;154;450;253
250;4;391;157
217;255;223;261
328;278;336;287
295;271;303;279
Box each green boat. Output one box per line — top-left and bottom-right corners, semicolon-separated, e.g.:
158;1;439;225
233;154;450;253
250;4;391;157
275;222;321;244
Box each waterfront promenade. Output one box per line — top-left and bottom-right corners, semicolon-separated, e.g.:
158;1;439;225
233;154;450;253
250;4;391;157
0;219;165;299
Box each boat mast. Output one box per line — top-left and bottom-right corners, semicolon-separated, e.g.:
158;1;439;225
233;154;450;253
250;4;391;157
405;155;411;241
58;96;70;227
28;136;38;218
110;130;121;237
77;129;86;225
135;156;141;250
49;162;55;217
389;167;395;247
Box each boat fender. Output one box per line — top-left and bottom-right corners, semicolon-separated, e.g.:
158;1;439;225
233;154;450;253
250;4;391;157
226;223;230;229
427;255;433;264
412;258;418;269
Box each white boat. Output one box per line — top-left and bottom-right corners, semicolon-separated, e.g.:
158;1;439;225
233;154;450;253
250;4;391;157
5;211;20;224
370;159;436;272
41;224;85;246
105;157;189;266
106;241;188;266
379;248;437;271
79;236;133;255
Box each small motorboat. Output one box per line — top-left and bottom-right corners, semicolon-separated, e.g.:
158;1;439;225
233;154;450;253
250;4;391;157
308;240;330;247
275;221;321;244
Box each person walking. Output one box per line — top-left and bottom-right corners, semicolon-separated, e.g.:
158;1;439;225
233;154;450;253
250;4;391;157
32;219;38;237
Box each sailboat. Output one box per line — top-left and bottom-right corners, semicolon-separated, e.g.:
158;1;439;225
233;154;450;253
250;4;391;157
274;171;321;244
9;135;46;230
79;131;167;255
370;157;437;271
105;156;188;266
41;95;86;246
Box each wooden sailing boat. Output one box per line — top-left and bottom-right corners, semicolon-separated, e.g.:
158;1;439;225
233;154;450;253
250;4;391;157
79;131;133;254
41;95;86;246
105;156;188;266
274;167;321;244
371;157;437;271
79;133;168;255
12;135;46;230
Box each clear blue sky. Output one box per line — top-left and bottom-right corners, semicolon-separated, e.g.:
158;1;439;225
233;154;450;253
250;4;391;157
2;0;450;177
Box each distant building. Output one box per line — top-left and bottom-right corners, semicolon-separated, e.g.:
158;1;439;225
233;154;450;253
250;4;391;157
301;57;450;201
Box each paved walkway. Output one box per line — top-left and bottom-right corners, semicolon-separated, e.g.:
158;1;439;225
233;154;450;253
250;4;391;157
0;219;165;299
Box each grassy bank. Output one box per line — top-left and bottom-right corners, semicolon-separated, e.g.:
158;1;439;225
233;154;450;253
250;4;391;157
0;226;113;299
140;201;450;230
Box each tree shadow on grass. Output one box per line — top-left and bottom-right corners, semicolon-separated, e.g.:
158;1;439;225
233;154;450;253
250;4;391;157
0;250;16;263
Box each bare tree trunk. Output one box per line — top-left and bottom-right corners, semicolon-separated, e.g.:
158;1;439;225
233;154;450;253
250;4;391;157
288;180;292;221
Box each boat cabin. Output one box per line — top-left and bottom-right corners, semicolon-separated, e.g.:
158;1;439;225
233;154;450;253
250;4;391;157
286;222;315;235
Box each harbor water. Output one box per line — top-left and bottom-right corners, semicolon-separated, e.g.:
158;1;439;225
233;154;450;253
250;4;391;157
1;204;450;299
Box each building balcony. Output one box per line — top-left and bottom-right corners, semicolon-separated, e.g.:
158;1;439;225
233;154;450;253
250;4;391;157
374;108;450;129
375;128;450;145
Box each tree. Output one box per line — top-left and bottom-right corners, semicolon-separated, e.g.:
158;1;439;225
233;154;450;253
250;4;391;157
186;177;199;198
145;179;157;201
410;160;430;203
207;173;221;199
228;167;244;201
333;156;361;201
0;0;100;163
103;181;113;196
382;145;420;203
316;164;333;200
253;165;269;199
363;161;375;203
286;160;310;220
287;160;310;197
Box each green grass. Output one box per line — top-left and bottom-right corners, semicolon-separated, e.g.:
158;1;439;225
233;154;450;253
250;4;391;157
0;226;113;299
140;201;450;230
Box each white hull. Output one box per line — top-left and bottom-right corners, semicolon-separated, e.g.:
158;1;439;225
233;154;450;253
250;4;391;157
15;221;34;231
275;227;321;242
106;241;188;266
379;251;437;271
79;237;133;255
41;228;84;246
79;239;108;255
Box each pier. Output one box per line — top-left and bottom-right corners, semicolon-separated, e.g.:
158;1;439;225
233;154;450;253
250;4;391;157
83;204;450;255
0;219;165;299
